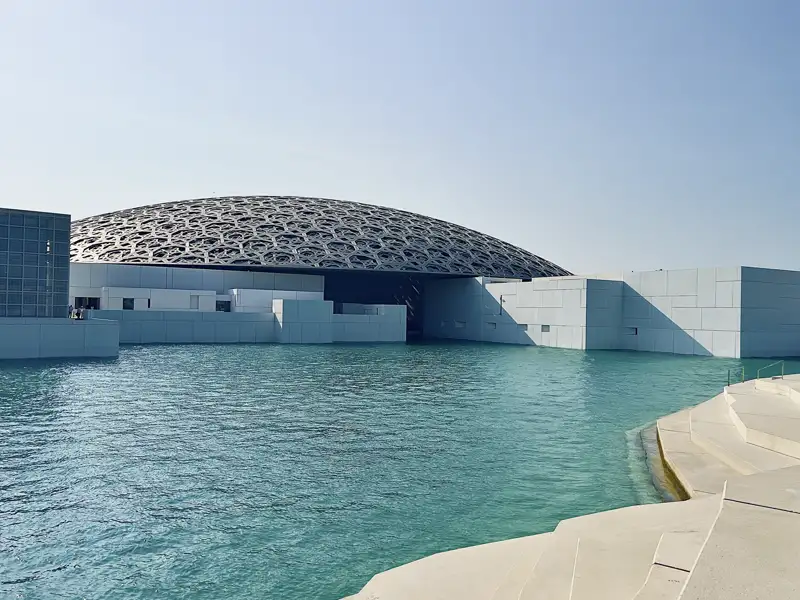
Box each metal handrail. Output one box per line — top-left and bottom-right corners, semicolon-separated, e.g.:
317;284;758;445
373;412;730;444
756;360;785;380
727;367;746;386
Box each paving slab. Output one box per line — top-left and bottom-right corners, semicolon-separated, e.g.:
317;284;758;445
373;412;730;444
633;564;689;600
353;533;550;600
491;533;551;600
534;497;719;600
681;500;800;599
518;530;577;600
657;408;692;433
653;530;709;573
724;465;800;514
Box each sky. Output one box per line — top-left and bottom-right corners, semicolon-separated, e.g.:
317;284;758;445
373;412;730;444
0;1;798;274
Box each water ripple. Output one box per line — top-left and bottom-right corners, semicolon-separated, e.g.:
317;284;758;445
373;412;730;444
0;343;785;599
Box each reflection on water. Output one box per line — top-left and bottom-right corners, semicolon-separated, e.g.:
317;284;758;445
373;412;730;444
0;344;791;599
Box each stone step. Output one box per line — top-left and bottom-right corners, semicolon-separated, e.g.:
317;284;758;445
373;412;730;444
689;394;800;475
349;533;551;600
753;374;800;403
657;425;740;496
520;495;721;600
733;411;800;458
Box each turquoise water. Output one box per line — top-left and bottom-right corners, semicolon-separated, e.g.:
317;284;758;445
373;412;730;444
1;344;794;600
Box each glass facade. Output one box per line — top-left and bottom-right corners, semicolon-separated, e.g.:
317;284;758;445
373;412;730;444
0;208;71;318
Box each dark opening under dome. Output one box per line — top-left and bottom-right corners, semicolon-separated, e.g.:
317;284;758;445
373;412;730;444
70;196;570;279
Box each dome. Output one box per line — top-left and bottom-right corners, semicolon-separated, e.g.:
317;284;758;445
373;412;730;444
70;196;570;279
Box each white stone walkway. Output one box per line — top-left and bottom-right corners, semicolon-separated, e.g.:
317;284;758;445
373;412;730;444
344;375;800;600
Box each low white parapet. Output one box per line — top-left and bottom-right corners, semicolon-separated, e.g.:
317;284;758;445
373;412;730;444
0;317;119;360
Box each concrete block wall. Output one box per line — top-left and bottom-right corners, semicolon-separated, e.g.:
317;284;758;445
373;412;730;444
424;276;604;349
332;305;407;342
740;267;800;357
69;263;324;303
99;287;218;311
618;268;742;357
0;318;119;359
230;288;324;313
273;299;334;344
90;310;278;344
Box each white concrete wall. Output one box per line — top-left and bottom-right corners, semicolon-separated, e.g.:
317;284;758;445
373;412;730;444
618;268;741;357
424;276;606;349
273;299;334;344
740;267;800;358
423;269;748;357
332;305;407;342
0;318;119;359
229;289;325;312
90;310;278;344
70;263;325;301
98;287;218;311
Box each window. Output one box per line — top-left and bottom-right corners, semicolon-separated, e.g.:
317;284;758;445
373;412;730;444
216;300;231;312
147;298;151;309
541;325;550;333
519;324;528;331
122;297;135;310
189;295;199;309
624;327;638;336
486;322;497;329
454;321;466;329
74;297;100;310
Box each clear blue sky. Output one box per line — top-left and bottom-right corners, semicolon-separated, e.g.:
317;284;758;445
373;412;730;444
1;1;797;274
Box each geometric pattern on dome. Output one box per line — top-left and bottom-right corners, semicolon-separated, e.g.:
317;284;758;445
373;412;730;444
70;196;571;279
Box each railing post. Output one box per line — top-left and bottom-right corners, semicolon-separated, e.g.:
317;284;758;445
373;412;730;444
742;366;745;382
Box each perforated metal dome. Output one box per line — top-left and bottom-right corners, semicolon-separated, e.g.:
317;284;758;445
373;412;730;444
70;196;570;278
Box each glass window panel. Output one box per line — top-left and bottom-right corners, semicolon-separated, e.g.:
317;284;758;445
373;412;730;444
0;265;6;277
6;305;21;317
8;292;21;304
9;253;23;265
9;238;23;252
55;216;70;230
22;304;37;317
23;266;38;278
7;279;22;292
54;229;69;244
23;253;39;266
9;226;24;239
8;265;22;278
9;213;24;227
22;279;37;291
0;292;5;303
24;226;40;239
0;305;5;317
40;216;53;229
24;240;40;254
23;214;39;227
22;292;37;304
0;212;8;225
0;278;6;291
